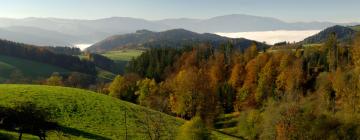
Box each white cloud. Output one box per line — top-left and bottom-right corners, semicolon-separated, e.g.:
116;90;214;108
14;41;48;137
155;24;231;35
215;30;321;45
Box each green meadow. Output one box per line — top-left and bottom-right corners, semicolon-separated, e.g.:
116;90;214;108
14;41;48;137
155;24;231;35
101;49;144;62
0;84;184;140
0;55;69;82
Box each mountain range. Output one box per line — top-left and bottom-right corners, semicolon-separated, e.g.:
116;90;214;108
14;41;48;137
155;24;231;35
0;14;358;47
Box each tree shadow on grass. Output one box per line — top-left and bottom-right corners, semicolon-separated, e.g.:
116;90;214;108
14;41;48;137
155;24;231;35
58;126;111;140
0;126;112;140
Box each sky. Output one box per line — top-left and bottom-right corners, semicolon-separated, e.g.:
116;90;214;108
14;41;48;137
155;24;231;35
1;0;360;22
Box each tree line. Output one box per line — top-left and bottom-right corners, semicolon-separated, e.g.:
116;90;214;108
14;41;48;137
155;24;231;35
44;46;81;56
0;39;96;75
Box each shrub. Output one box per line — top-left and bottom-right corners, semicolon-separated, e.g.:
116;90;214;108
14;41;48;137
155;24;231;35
176;116;211;140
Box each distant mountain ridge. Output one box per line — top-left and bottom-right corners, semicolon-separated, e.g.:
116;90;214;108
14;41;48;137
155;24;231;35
86;29;268;52
0;14;358;47
155;14;351;33
0;26;76;46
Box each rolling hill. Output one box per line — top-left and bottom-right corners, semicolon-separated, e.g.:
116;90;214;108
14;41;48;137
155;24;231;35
86;29;268;52
0;84;238;140
0;39;97;75
0;55;69;83
351;25;360;31
301;25;357;44
0;84;184;139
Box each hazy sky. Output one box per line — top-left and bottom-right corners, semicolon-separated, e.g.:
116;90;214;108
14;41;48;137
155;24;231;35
1;0;360;22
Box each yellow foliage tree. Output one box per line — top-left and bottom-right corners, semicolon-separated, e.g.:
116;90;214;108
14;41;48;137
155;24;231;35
46;72;63;86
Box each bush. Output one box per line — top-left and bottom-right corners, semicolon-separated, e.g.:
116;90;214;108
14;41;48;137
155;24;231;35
237;109;261;140
176;116;211;140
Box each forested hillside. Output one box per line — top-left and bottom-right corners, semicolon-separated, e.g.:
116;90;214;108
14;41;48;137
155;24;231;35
302;25;356;44
86;29;268;52
114;32;360;139
0;39;96;75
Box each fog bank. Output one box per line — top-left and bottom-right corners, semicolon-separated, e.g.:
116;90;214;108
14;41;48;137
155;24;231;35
215;30;321;45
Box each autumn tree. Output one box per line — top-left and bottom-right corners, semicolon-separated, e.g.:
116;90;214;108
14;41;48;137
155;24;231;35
316;72;336;112
109;74;140;102
348;33;360;115
169;68;206;118
168;66;220;125
325;32;338;71
352;33;360;68
136;78;170;111
208;53;226;89
228;63;245;88
235;53;270;110
255;58;277;103
275;105;307;140
237;109;261;140
273;52;305;101
46;72;63;86
330;69;359;114
136;78;158;106
244;43;258;62
176;116;211;140
65;72;95;88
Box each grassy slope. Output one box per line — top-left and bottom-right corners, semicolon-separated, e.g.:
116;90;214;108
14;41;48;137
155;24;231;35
215;113;242;139
100;49;144;74
0;84;184;140
351;25;360;31
0;130;38;140
0;55;69;82
101;49;144;62
96;67;116;81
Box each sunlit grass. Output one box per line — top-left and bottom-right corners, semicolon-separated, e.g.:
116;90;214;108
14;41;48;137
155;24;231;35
0;84;183;139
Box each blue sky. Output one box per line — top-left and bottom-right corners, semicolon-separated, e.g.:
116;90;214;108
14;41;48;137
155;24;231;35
1;0;359;22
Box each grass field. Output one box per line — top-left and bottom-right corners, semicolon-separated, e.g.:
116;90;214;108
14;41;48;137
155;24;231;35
0;84;239;140
101;49;144;62
100;49;144;74
0;55;69;82
0;84;184;140
302;43;323;48
351;25;360;31
215;113;243;139
96;67;117;81
0;130;38;140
